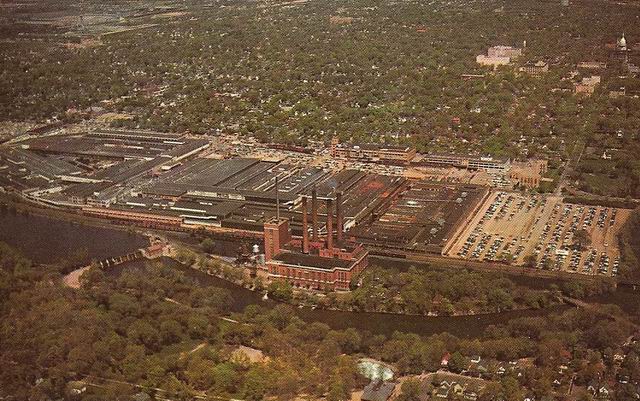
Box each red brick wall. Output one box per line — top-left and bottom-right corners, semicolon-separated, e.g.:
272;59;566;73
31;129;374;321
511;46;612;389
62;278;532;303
263;250;368;291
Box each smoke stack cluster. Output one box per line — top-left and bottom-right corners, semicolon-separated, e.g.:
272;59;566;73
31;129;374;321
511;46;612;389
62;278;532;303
312;187;318;241
306;189;344;252
336;191;343;242
301;196;309;254
326;198;333;250
275;176;280;220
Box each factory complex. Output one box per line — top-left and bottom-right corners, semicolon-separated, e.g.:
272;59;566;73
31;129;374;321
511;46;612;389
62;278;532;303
0;128;631;289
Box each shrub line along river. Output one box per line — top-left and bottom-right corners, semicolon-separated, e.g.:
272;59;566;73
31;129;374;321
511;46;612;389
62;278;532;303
4;208;636;338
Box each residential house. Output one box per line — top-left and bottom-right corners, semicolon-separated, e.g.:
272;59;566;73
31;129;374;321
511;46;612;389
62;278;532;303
598;386;611;400
441;352;451;368
434;381;464;399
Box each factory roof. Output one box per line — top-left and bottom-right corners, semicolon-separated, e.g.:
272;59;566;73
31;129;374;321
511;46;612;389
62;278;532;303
93;157;164;182
271;251;353;270
0;147;81;179
143;185;187;197
276;167;328;194
26;134;175;159
307;172;405;220
351;182;487;249
219;161;277;189
161;158;262;188
186;186;299;203
161;139;210;159
23;130;205;163
171;200;244;218
148;158;307;203
63;181;114;199
312;169;365;198
336;143;414;152
89;128;184;141
152;159;330;205
420;153;510;163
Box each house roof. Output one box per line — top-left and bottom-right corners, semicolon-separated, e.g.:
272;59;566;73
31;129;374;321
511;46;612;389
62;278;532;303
362;381;396;401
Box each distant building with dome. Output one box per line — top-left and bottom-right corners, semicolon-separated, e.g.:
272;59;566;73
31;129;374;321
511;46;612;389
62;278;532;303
607;33;634;64
617;33;627;51
600;33;640;79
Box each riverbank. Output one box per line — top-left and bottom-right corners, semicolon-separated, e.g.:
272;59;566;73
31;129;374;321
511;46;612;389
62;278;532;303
168;239;568;318
107;256;573;338
2;191;631;287
0;203;600;322
3;200;635;338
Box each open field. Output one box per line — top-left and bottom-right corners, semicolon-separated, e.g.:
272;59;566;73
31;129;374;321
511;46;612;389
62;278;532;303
446;192;631;277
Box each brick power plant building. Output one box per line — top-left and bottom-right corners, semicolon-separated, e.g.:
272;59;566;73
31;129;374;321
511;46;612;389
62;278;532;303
259;189;369;291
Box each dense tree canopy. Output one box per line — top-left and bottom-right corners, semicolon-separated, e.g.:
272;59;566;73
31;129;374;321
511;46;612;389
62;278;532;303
2;0;640;164
1;240;638;399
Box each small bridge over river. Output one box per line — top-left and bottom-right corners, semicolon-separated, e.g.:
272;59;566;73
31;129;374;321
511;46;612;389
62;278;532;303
63;244;167;288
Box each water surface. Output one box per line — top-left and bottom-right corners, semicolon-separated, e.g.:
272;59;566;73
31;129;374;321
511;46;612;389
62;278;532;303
0;207;148;264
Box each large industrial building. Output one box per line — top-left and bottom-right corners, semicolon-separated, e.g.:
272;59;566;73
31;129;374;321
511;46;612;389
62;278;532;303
330;137;417;165
259;192;369;291
413;154;511;173
6;128;210;208
0;129;495;266
350;182;489;254
4;127;616;285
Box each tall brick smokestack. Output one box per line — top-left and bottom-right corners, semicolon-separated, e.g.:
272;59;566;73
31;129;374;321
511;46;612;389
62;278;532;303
312;187;318;241
336;191;344;242
302;196;309;254
326;198;333;250
275;176;280;220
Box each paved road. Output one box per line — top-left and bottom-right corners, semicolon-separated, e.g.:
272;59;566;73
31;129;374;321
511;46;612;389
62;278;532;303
555;140;585;196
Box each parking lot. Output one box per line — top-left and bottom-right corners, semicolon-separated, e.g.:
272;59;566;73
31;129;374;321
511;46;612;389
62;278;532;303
446;192;631;276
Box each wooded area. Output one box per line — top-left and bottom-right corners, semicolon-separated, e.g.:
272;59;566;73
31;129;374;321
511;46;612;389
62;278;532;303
1;241;639;400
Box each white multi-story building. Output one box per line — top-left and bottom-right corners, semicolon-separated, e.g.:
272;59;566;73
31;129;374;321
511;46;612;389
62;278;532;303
487;45;523;59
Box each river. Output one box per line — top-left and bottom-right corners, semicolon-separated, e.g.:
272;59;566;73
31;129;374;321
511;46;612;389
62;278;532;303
0;206;149;265
109;257;571;338
7;209;634;338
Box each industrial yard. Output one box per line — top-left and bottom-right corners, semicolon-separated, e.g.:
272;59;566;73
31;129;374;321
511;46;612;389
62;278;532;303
351;182;488;255
0;127;633;280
